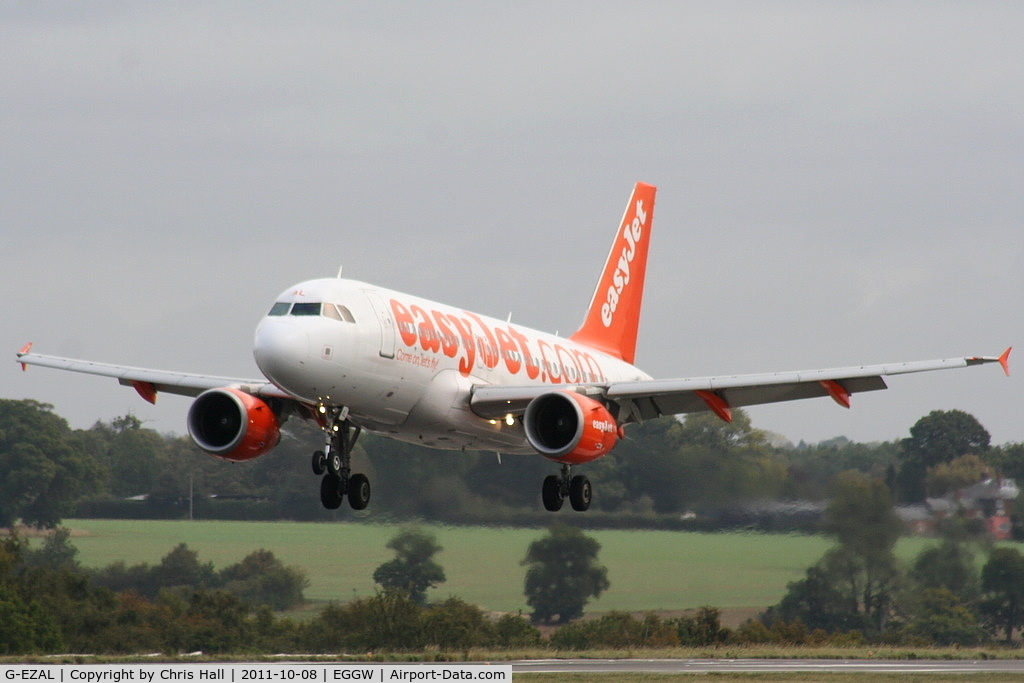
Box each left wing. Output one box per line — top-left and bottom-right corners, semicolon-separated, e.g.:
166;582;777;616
470;348;1011;423
16;344;289;404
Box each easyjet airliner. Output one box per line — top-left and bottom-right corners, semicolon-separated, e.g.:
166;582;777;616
17;183;1011;512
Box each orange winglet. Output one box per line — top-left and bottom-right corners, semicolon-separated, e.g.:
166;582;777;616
695;390;732;423
819;380;851;409
17;342;32;371
132;381;158;405
999;347;1012;377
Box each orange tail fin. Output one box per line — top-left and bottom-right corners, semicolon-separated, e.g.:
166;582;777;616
569;182;656;365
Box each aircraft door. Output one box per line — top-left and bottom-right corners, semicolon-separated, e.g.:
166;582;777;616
363;292;396;358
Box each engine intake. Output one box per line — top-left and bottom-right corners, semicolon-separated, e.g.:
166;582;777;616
523;390;620;464
187;388;281;462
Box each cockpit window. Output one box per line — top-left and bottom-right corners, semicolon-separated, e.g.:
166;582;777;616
291;302;322;316
334;304;356;323
268;302;291;316
271;301;356;322
321;303;356;322
321;303;342;321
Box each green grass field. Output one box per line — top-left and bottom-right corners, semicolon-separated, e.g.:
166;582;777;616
58;519;943;617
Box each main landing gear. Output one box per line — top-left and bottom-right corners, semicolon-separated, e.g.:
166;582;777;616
312;407;371;511
542;463;592;512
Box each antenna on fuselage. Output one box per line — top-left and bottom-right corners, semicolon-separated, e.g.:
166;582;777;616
336;266;344;278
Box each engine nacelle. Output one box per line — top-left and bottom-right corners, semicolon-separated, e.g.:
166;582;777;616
523;391;621;464
187;388;281;462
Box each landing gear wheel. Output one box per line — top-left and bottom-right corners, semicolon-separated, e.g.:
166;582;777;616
311;450;326;476
326;450;343;477
569;475;592;512
320;474;344;510
315;408;369;511
348;473;371;510
542;475;564;512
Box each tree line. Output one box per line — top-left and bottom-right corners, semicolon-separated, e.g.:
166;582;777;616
0;522;602;655
3;398;1020;530
7;515;1024;654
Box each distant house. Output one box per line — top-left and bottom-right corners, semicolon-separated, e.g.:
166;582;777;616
898;477;1019;540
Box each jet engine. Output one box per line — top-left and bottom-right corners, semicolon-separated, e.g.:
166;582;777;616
187;388;281;462
523;390;621;464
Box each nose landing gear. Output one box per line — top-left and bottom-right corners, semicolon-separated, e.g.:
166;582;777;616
542;463;592;512
314;407;370;510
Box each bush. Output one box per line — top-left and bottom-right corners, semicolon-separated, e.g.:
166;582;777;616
220;549;308;610
90;545;307;610
550;612;679;650
309;590;425;652
491;613;542;649
422;597;490;651
672;606;729;646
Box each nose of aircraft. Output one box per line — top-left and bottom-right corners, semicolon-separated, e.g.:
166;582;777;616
253;318;312;398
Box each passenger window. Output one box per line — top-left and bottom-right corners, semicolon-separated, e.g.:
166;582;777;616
291;303;322;316
268;302;291;316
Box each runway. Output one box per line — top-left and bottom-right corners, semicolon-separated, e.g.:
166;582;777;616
509;657;1024;675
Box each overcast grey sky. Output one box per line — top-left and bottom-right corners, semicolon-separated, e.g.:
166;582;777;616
3;2;1021;446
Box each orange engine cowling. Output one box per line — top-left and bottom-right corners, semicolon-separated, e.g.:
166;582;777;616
523;390;621;464
187;388;281;462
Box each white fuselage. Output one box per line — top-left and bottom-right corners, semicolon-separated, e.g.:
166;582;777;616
253;278;651;453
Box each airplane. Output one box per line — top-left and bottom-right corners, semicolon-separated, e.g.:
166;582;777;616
17;182;1011;513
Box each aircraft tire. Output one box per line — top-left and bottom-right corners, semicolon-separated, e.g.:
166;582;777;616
311;450;326;476
320;474;344;509
569;475;592;512
542;475;564;512
348;473;371;510
327;450;343;476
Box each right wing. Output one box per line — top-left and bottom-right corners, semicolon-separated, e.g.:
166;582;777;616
16;344;290;404
470;349;1012;423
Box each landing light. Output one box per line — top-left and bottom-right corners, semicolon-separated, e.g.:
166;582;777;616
504;414;515;426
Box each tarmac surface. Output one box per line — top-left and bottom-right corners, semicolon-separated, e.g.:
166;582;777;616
508;658;1024;675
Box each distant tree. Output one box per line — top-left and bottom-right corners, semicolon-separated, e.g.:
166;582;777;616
219;549;308;610
522;525;609;624
21;527;80;572
981;547;1024;644
769;471;903;634
89;415;167;499
90;543;215;600
0;535;64;653
897;410;990;502
677;409;767;452
766;564;865;633
151;543;217;595
822;471;902;563
926;454;990;497
909;537;980;602
784;439;900;501
0;400;104;528
982;442;1024;491
598;417;686;513
372;527;446;605
903;588;986;646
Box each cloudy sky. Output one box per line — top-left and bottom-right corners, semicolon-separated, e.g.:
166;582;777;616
3;2;1021;447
